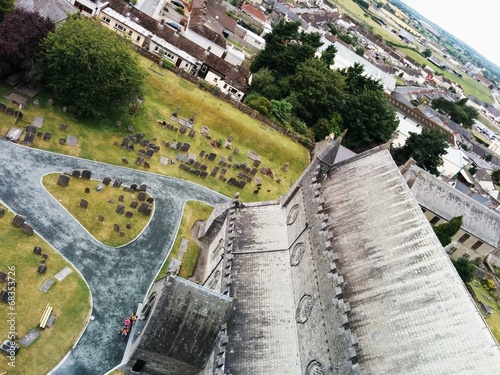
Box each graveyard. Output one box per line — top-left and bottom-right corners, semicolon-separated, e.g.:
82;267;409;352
0;202;91;375
156;200;214;280
0;56;309;203
42;173;154;247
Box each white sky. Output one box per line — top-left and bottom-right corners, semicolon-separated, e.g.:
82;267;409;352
400;0;500;67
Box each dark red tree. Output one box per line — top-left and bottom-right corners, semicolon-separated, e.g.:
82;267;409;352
0;8;55;77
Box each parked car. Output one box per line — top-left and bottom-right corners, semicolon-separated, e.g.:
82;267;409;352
166;21;181;30
171;0;184;8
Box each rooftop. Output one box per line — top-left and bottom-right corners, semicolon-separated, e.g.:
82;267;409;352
15;0;77;22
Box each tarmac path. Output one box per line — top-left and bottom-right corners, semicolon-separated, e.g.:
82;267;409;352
0;140;228;374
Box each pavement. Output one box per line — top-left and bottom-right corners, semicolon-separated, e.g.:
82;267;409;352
0;140;228;374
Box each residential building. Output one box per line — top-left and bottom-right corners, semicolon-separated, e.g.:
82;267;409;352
67;0;108;17
16;0;77;22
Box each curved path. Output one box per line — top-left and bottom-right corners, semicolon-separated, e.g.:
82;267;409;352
0;141;228;374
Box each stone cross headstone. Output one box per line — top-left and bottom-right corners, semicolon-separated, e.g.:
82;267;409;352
57;175;70;187
81;170;92;180
80;199;88;209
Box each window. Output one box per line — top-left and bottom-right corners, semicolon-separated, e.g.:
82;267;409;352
114;23;126;33
471;240;483;250
136;36;141;42
458;233;470;243
447;246;457;255
102;17;111;24
213;77;218;82
430;216;440;225
201;65;208;73
184;63;189;68
166;53;175;60
461;253;470;259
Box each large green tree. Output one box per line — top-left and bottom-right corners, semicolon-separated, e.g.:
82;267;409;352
392;127;449;175
452;257;475;283
0;0;14;22
431;97;478;128
433;216;463;247
44;17;144;116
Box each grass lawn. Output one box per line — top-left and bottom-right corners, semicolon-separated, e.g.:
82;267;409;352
469;279;500;344
0;55;309;203
156;200;214;280
42;174;153;247
0;202;91;375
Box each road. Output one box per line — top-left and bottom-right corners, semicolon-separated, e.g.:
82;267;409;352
0;140;228;374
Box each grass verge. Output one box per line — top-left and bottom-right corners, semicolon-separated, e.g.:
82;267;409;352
42;174;153;247
156;201;214;280
469;279;500;344
0;202;91;375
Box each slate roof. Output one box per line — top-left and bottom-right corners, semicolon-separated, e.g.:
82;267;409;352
241;4;267;22
323;148;500;374
15;0;77;22
188;0;227;48
405;164;500;247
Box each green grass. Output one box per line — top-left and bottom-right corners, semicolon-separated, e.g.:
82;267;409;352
0;55;309;203
469;279;500;343
0;202;91;375
42;174;153;247
156;200;214;280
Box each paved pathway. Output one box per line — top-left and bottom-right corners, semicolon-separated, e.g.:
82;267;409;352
0;141;228;374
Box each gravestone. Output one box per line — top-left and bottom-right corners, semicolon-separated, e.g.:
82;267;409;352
81;170;92;180
54;267;73;281
119;231;125;238
210;167;219;177
281;162;289;171
179;124;187;134
146;197;154;204
130;201;138;209
134;133;144;143
42;253;48;260
200;171;208;178
221;168;226;175
208;153;216;161
59;123;67;131
194;161;201;168
199;150;206;157
80;199;88;209
62;106;68;113
121;137;130;148
37;131;43;139
128;125;134;133
85;187;90;194
43;132;52;141
138;202;149;213
115;120;122;128
227;177;235;185
47;98;54;106
72;170;81;178
219;156;226;165
139;184;147;192
0;103;5;112
188;154;196;163
66;136;78;147
40;279;54;293
125;211;133;218
0;272;5;282
233;148;239;155
138;192;146;201
141;139;149;147
200;164;207;171
33;246;42;255
160;156;169;166
59;138;67;145
33;99;40;108
253;159;262;167
6;107;14;116
143;207;152;216
102;177;111;185
126;223;132;229
12;215;25;227
0;207;4;217
116;204;125;214
114;224;120;232
118;195;124;202
122;157;129;164
145;149;154;158
188;129;195;137
201;126;210;138
108;198;114;204
135;156;144;165
37;265;47;274
143;161;150;169
57;174;70;187
180;143;191;152
113;179;122;188
98;214;104;222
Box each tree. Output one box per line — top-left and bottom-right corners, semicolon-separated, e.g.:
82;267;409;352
433;216;463;247
492;169;500;185
452;257;475;283
250;20;322;78
422;48;432;58
321;44;337;66
355;46;365;57
249;68;282;99
431;97;478;128
0;8;55;77
0;0;14;22
44;17;144;116
392;127;448;175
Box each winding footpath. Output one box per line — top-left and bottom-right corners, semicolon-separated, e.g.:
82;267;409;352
0;140;228;374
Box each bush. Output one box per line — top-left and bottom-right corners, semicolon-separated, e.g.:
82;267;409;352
486;154;493;161
245;94;272;117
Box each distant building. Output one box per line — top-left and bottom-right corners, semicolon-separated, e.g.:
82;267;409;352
15;0;77;22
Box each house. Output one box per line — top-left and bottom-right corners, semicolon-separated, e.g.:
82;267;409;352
67;0;108;16
241;4;267;24
99;7;153;48
404;164;500;263
119;136;500;374
243;29;266;51
15;0;77;22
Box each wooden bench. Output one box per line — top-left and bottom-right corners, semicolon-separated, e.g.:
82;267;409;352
39;303;53;328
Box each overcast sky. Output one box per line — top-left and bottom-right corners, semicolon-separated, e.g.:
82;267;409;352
400;0;499;67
